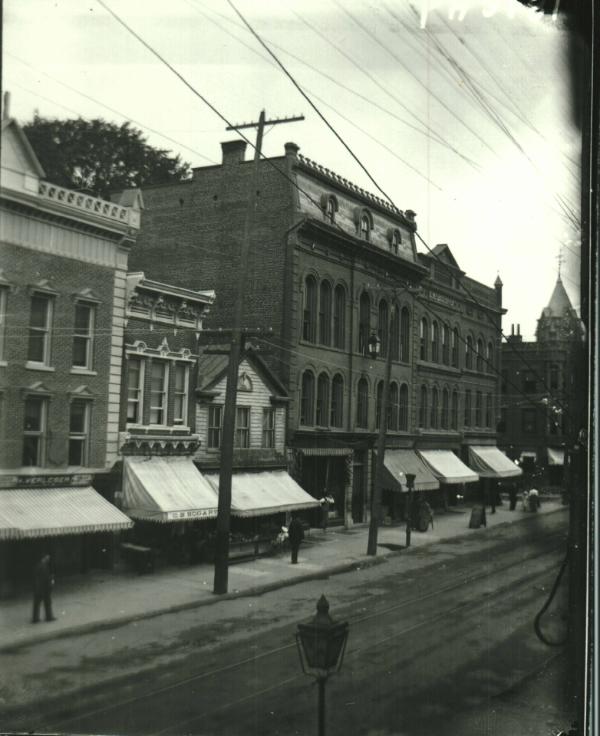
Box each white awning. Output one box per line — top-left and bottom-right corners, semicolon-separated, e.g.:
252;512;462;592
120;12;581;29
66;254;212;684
205;470;320;517
382;450;440;492
123;457;218;522
520;451;537;460
468;446;523;478
418;450;479;484
547;448;565;466
0;486;133;540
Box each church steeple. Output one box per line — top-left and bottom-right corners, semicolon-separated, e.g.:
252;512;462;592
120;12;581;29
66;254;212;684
536;275;581;342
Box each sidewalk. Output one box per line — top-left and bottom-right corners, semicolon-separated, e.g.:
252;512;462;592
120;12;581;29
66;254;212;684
0;499;567;653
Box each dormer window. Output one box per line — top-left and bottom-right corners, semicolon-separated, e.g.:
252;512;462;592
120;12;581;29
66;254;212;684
326;197;336;224
391;230;402;254
360;215;371;241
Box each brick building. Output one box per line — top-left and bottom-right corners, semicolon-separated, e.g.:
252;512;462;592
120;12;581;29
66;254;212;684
0;110;142;594
498;276;585;488
131;140;517;526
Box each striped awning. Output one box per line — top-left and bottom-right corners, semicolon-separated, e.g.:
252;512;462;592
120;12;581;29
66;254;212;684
205;470;320;517
468;446;522;478
123;457;218;522
381;450;440;492
297;448;352;457
0;487;133;540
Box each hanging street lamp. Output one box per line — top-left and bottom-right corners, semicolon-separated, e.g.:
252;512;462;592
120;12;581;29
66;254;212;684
296;595;349;736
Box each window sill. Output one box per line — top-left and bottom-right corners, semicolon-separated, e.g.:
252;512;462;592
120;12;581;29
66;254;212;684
70;367;97;376
25;362;55;372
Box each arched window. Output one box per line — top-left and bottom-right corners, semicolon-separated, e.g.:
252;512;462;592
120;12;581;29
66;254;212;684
391;230;401;254
319;281;332;346
431;321;439;363
356;377;369;428
442;324;449;364
464;389;471;427
300;370;315;425
316;373;330;427
378;300;389;358
465;335;473;369
358;292;371;355
419;385;428;428
325;196;336;224
388;382;399;430
302;276;317;343
476;338;484;372
376;380;384;428
431;387;439;428
331;374;344;428
390;304;400;361
452;328;459;367
400;307;410;362
333;285;346;349
441;388;449;429
451;390;458;429
487;341;493;373
399;383;409;430
485;393;492;427
360;214;371;241
420;317;428;361
475;391;482;426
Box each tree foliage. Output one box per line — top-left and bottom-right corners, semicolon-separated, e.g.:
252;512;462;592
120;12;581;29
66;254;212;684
23;116;191;199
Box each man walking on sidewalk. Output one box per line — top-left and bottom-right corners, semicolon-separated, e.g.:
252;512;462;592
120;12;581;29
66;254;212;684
288;514;304;564
32;553;56;624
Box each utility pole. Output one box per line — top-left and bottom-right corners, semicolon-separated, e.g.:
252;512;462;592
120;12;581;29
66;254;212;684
213;110;304;595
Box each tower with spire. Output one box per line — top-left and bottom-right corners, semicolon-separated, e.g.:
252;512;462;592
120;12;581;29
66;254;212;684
535;275;583;344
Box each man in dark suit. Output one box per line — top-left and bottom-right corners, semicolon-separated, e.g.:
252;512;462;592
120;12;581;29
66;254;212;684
32;553;56;623
287;515;305;564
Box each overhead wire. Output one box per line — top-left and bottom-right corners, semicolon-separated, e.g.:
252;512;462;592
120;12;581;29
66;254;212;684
94;0;577;418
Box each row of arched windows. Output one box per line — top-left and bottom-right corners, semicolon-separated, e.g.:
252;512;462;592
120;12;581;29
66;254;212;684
360;292;410;361
419;316;495;373
300;371;345;428
418;386;494;430
303;276;346;349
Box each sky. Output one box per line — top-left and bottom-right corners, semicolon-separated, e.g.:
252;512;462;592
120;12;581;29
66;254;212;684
2;0;582;339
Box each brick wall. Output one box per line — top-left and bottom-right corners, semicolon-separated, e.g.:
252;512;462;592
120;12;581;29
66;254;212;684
0;243;115;469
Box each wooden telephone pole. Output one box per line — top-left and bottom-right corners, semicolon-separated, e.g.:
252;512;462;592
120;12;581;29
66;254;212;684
213;110;304;595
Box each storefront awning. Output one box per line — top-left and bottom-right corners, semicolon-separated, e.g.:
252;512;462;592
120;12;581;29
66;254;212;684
520;451;537;461
467;446;522;478
418;450;479;484
205;470;321;517
382;450;440;492
123;457;219;522
547;448;565;466
298;448;352;457
0;486;133;540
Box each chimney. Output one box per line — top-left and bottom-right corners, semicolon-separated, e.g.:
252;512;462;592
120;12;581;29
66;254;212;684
285;142;299;159
2;91;10;120
511;324;514;336
517;324;520;336
221;139;247;167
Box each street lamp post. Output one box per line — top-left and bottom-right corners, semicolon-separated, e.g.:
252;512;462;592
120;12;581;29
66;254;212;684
296;595;349;736
405;472;416;548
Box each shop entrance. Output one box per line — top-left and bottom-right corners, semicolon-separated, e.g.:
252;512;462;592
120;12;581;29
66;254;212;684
300;456;346;527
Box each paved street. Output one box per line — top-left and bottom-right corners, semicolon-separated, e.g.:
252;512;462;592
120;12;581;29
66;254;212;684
0;505;573;735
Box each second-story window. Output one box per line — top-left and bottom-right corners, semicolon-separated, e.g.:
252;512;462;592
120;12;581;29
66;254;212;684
475;391;482;426
173;364;189;425
442;325;449;365
149;361;169;425
451;390;458;429
487;341;494;373
399;383;409;430
300;370;315;426
486;393;492;428
388;382;399;430
356;377;369;428
464;390;472;427
262;408;275;448
476;339;484;372
431;387;439;428
376;380;384;428
316;373;330;427
127;357;144;424
28;293;53;365
331;374;344;428
235;407;250;448
420;318;428;361
400;307;410;362
208;405;223;448
333;285;346;349
465;336;473;370
319;281;332;346
419;385;428;428
358;292;371;355
303;276;317;343
68;400;90;466
441;388;449;429
22;396;47;466
451;328;459;367
378;300;389;358
431;321;439;363
73;302;95;370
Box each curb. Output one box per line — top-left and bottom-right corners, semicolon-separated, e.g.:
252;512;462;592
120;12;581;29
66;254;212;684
0;505;567;653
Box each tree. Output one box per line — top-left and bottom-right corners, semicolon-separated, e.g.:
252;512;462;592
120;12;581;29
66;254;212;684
23;117;191;200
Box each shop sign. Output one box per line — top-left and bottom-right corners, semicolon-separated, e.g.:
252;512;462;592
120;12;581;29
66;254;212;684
427;290;461;311
0;473;93;489
167;509;217;520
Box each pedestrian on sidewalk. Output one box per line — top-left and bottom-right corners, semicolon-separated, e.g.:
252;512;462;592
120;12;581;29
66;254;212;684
288;514;304;564
32;553;56;624
320;494;333;532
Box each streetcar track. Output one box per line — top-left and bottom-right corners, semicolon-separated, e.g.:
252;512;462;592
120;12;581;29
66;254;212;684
148;559;564;736
45;535;565;732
